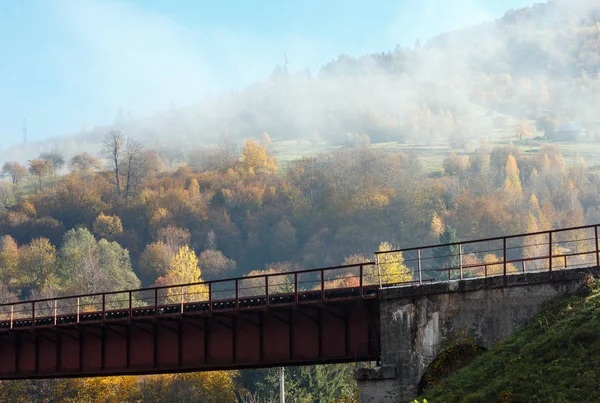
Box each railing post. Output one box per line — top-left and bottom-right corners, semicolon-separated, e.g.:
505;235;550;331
417;249;422;285
294;272;299;304
549;231;553;277
154;289;158;316
102;294;106;321
359;265;364;297
180;286;184;314
321;270;325;302
76;297;80;324
53;300;57;326
521;260;526;273
595;226;599;267
459;244;463;280
32;301;35;328
375;254;383;289
208;283;212;311
564;255;567;269
235;279;239;310
10;305;13;330
128;291;132;319
265;276;270;307
503;238;507;283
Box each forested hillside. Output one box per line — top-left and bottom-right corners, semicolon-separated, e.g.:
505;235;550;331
1;0;600;401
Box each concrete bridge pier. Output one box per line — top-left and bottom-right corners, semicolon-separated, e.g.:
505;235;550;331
355;267;599;402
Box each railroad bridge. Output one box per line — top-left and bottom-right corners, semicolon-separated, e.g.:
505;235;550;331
0;225;599;402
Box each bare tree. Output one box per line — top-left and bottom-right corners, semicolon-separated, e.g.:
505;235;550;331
102;132;149;205
122;137;148;205
101;131;125;197
218;132;240;170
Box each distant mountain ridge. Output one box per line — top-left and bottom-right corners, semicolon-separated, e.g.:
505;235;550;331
3;0;600;165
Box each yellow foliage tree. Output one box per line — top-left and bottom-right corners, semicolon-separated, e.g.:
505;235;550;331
241;139;277;173
504;154;522;196
430;212;445;238
92;213;124;240
154;246;207;303
372;242;412;285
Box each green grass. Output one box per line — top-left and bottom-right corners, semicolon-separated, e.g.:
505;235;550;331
420;278;600;402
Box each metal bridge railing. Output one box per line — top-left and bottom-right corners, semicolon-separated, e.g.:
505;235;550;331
375;224;600;287
0;262;379;330
2;224;600;330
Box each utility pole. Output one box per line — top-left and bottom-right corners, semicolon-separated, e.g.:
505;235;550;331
280;367;285;403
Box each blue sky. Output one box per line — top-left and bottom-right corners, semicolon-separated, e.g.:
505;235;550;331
0;0;535;147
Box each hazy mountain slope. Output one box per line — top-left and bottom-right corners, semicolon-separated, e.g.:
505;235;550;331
2;0;600;165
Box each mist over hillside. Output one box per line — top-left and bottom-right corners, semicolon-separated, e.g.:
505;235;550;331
2;0;599;166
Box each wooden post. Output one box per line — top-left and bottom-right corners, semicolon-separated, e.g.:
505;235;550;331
76;297;80;324
53;300;57;326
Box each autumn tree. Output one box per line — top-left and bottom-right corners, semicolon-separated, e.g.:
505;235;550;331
0;235;19;285
70;152;101;171
156;225;191;251
138;371;238;402
241;139;277;173
18;238;56;296
1;162;28;185
154;246;207;302
197;249;236;280
58;228;140;295
373;241;412;285
504;154;522;196
40;151;65;176
28;158;52;191
430;212;445;238
515;119;533;142
92;213;124;240
138;241;171;286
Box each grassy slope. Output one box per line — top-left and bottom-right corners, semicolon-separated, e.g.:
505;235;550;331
421;279;600;402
